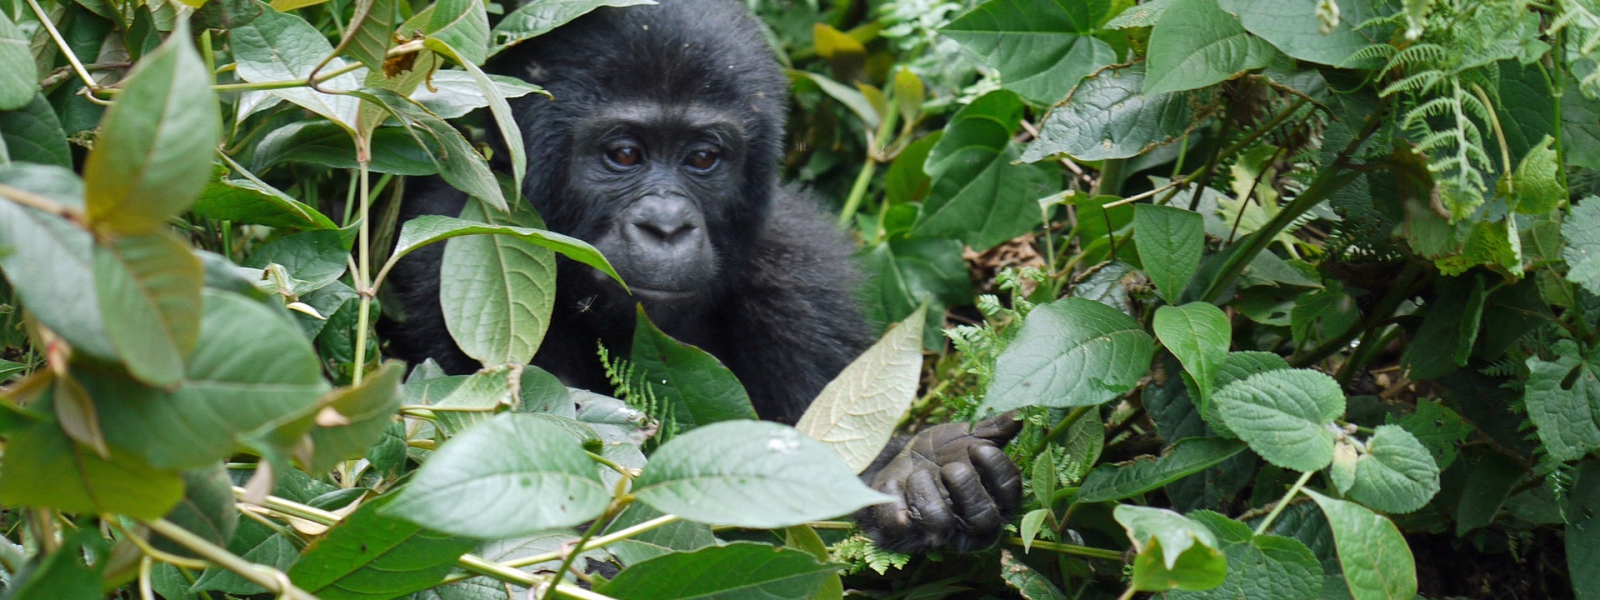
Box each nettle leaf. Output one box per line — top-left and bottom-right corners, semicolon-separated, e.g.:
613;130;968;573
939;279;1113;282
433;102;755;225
232;8;362;130
632;421;892;528
633;307;759;429
491;0;657;55
1022;64;1206;162
0;94;72;167
1135;205;1206;302
981;298;1155;414
795;305;926;472
1212;368;1344;472
1077;438;1245;503
1114;505;1226;592
94;231;203;388
939;0;1116;105
1523;340;1600;461
0;11;34;110
0;199;120;361
83;290;330;470
0;417;183;520
1563;199;1600;295
290;495;476;599
382;413;610;538
83;22;220;234
1215;0;1389;68
1345;425;1441;514
1176;511;1323;600
1153;303;1230;405
1304;490;1418;600
438;200;555;366
1198;350;1290;436
595;542;838;600
912;90;1058;251
1511;135;1563;215
1143;0;1278;96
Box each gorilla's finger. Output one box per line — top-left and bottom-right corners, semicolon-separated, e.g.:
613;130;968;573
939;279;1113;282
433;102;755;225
970;444;1022;510
905;469;955;541
868;478;916;540
940;462;1002;535
970;410;1023;444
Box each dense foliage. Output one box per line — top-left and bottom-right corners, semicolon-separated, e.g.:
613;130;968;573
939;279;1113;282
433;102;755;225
0;0;1597;596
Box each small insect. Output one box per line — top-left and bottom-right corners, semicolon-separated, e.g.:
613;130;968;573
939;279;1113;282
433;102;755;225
575;295;598;313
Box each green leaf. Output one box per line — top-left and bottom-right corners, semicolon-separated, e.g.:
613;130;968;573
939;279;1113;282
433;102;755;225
94;231;203;388
1523;340;1600;462
0;10;34;110
795;305;926;472
1153;303;1229;407
290;494;476;599
1567;460;1600;600
1;532;104;600
410;71;545;119
424;0;490;65
1345;425;1440;514
83;22;221;234
939;0;1116;105
152;466;239;558
1304;490;1418;600
0;196;120;361
1173;511;1322;600
1212;368;1344;472
429;364;519;435
301;361;404;473
1114;505;1226;591
0;417;183;520
1076;437;1246;503
83;290;330;470
884;131;939;207
999;549;1070;599
1564;79;1600;170
1214;0;1389;67
438;199;556;366
242;228;353;295
603;503;717;566
912;90;1058;250
232;9;361;130
1022;64;1206;162
1565;198;1600;295
594;542;838;600
382;413;609;537
632;421;892;528
981;297;1155;413
491;0;657;55
253;122;438;176
357;90;508;210
391;213;620;285
0;94;72;167
790;71;881;129
335;0;396;72
1143;0;1277;96
858;239;970;349
1135;205;1206;302
1511;135;1563;215
633;307;759;429
426;39;527;197
1392;398;1471;471
191;164;338;230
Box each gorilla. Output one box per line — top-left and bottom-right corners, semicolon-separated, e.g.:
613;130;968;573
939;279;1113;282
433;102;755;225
381;0;1021;553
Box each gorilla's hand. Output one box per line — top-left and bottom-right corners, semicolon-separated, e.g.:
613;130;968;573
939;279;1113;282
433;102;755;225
858;412;1023;553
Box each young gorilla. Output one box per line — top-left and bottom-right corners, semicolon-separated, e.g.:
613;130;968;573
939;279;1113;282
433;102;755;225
382;0;1020;553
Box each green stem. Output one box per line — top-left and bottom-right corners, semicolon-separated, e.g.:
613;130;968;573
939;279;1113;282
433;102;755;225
838;98;901;227
539;506;615;600
507;515;680;569
352;157;373;385
211;60;365;93
1254;469;1315;535
1000;537;1124;561
144;518;316;600
26;0;96;92
1041;406;1092;448
1200;165;1362;303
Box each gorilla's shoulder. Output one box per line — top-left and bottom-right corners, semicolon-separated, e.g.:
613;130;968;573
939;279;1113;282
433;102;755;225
742;187;862;297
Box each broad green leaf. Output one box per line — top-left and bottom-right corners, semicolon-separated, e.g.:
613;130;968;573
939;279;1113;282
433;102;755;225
1077;438;1246;502
152;466;239;558
0;196;120;361
595;542;838;600
191;522;299;594
243;228;353;295
291;495;476;598
795;305;926;472
1135;205;1206;302
1392;398;1471;471
1143;0;1277;96
232;8;362;130
0;94;71;167
1173;511;1322;600
0;533;103;600
390;214;621;284
912;90;1058;250
1215;0;1389;67
858;239;970;349
1212;368;1344;472
426;39;527;201
191;164;338;230
1022;64;1206;163
1154;303;1230;406
1568;460;1600;600
603;503;717;566
0;11;34;110
410;70;544;119
382;413;610;537
633;421;892;528
1511;135;1563;214
981;297;1155;413
94;231;203;387
633;307;759;429
253;122;439;176
491;0;657;55
940;0;1116;105
1114;505;1226;591
999;550;1070;599
1304;490;1418;600
83;290;330;470
1198;350;1290;436
334;0;396;72
440;199;556;366
1345;425;1440;514
83;22;220;234
1565;79;1600;170
884;131;939;207
425;0;490;66
1523;340;1600;461
301;362;403;473
356;90;507;211
1451;448;1523;535
0;418;182;520
1400;275;1483;379
790;71;881;129
1563;197;1600;295
429;360;518;435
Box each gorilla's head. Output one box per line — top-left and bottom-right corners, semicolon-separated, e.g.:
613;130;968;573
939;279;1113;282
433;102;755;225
496;0;789;327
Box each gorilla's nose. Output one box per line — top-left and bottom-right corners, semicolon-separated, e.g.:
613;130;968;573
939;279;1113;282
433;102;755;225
626;198;700;247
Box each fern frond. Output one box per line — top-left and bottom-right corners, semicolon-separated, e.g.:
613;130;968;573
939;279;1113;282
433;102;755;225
1381;70;1445;96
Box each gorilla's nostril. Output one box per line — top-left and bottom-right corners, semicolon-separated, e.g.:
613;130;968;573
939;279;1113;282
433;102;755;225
631;219;696;244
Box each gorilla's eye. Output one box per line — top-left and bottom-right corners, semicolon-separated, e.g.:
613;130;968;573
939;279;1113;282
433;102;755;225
606;145;643;168
686;149;719;171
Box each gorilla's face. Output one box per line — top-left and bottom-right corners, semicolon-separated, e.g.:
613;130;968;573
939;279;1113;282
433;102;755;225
563;100;749;317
